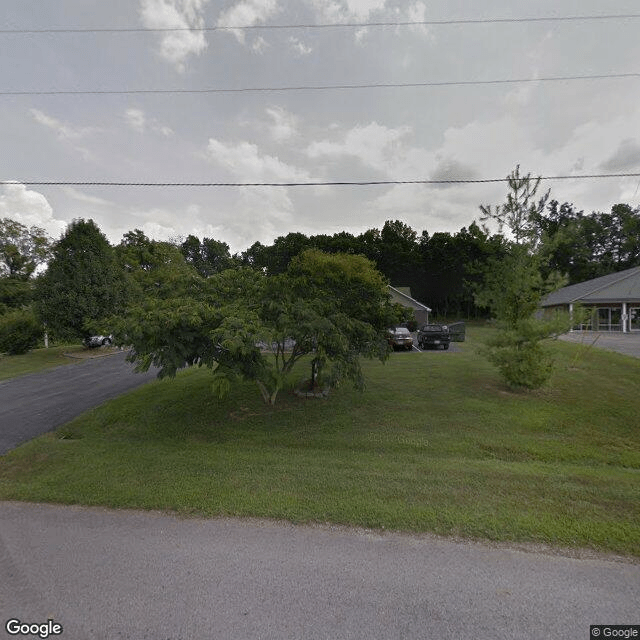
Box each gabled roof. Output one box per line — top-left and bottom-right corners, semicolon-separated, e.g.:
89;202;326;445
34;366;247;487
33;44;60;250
388;285;432;312
541;266;640;306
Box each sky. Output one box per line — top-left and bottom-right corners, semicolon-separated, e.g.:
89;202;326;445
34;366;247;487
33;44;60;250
1;0;640;253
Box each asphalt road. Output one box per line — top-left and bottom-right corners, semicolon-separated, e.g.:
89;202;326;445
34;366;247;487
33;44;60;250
0;351;158;455
0;502;638;640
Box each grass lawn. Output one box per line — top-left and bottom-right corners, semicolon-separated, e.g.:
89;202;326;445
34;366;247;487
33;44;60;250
1;326;639;556
0;345;86;380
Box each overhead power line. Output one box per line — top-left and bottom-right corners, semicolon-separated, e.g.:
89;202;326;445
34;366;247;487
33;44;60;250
2;13;640;34
4;174;640;188
2;72;639;96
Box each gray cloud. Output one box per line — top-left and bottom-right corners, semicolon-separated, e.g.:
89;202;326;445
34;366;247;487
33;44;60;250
429;159;478;189
599;139;640;172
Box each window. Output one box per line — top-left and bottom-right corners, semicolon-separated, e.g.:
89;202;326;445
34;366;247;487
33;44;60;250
596;307;622;331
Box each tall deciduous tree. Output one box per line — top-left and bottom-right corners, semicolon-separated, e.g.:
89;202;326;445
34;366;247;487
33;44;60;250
535;201;640;285
116;229;200;299
277;249;395;391
35;219;127;341
0;218;52;280
0;277;33;314
115;250;396;406
180;234;237;277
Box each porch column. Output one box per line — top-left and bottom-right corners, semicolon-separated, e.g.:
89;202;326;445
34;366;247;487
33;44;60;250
622;302;628;333
568;303;574;331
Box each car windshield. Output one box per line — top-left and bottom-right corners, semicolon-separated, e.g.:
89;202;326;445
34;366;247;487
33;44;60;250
424;326;443;331
394;328;410;335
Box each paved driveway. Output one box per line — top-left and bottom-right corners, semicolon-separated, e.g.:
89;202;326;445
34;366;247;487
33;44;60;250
1;502;638;640
0;351;157;455
558;331;640;359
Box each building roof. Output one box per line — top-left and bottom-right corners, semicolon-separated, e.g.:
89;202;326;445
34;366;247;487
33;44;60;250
541;266;640;306
388;285;432;312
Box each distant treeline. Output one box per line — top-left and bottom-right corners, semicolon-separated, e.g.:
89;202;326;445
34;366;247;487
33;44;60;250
212;201;639;319
2;200;639;322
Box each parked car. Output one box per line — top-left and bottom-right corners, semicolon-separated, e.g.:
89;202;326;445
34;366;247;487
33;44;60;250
83;334;113;348
387;326;414;350
417;324;451;350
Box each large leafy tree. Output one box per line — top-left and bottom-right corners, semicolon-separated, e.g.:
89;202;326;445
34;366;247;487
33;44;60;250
0;218;52;280
415;223;507;319
0;218;53;314
535;201;640;284
240;232;312;275
116;229;200;299
595;203;640;272
0;277;33;314
180;234;238;277
35;219;127;341
376;220;420;285
310;231;362;255
275;249;395;392
535;201;593;284
115;250;396;406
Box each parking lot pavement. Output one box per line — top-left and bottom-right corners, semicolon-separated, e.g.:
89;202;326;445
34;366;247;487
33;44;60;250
558;331;640;359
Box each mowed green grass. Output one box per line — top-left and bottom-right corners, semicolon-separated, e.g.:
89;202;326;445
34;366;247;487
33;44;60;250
0;345;85;380
1;327;639;555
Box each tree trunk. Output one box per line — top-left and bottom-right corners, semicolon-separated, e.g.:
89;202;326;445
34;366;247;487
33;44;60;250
310;360;318;389
256;380;280;405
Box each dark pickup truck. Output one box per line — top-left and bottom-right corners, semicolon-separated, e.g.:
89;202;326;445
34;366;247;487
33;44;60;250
417;324;451;350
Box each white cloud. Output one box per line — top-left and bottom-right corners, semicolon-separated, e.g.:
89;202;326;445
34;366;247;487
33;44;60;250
216;0;279;46
140;220;179;241
354;27;368;45
288;36;312;56
118;204;202;244
265;106;297;142
30;109;94;140
345;0;386;18
204;138;313;247
306;0;386;22
125;108;146;133
306;122;411;173
61;187;113;207
405;1;430;37
29;109;97;160
125;192;295;252
206;138;310;182
0;183;66;238
251;35;270;53
124;107;174;136
139;0;209;71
